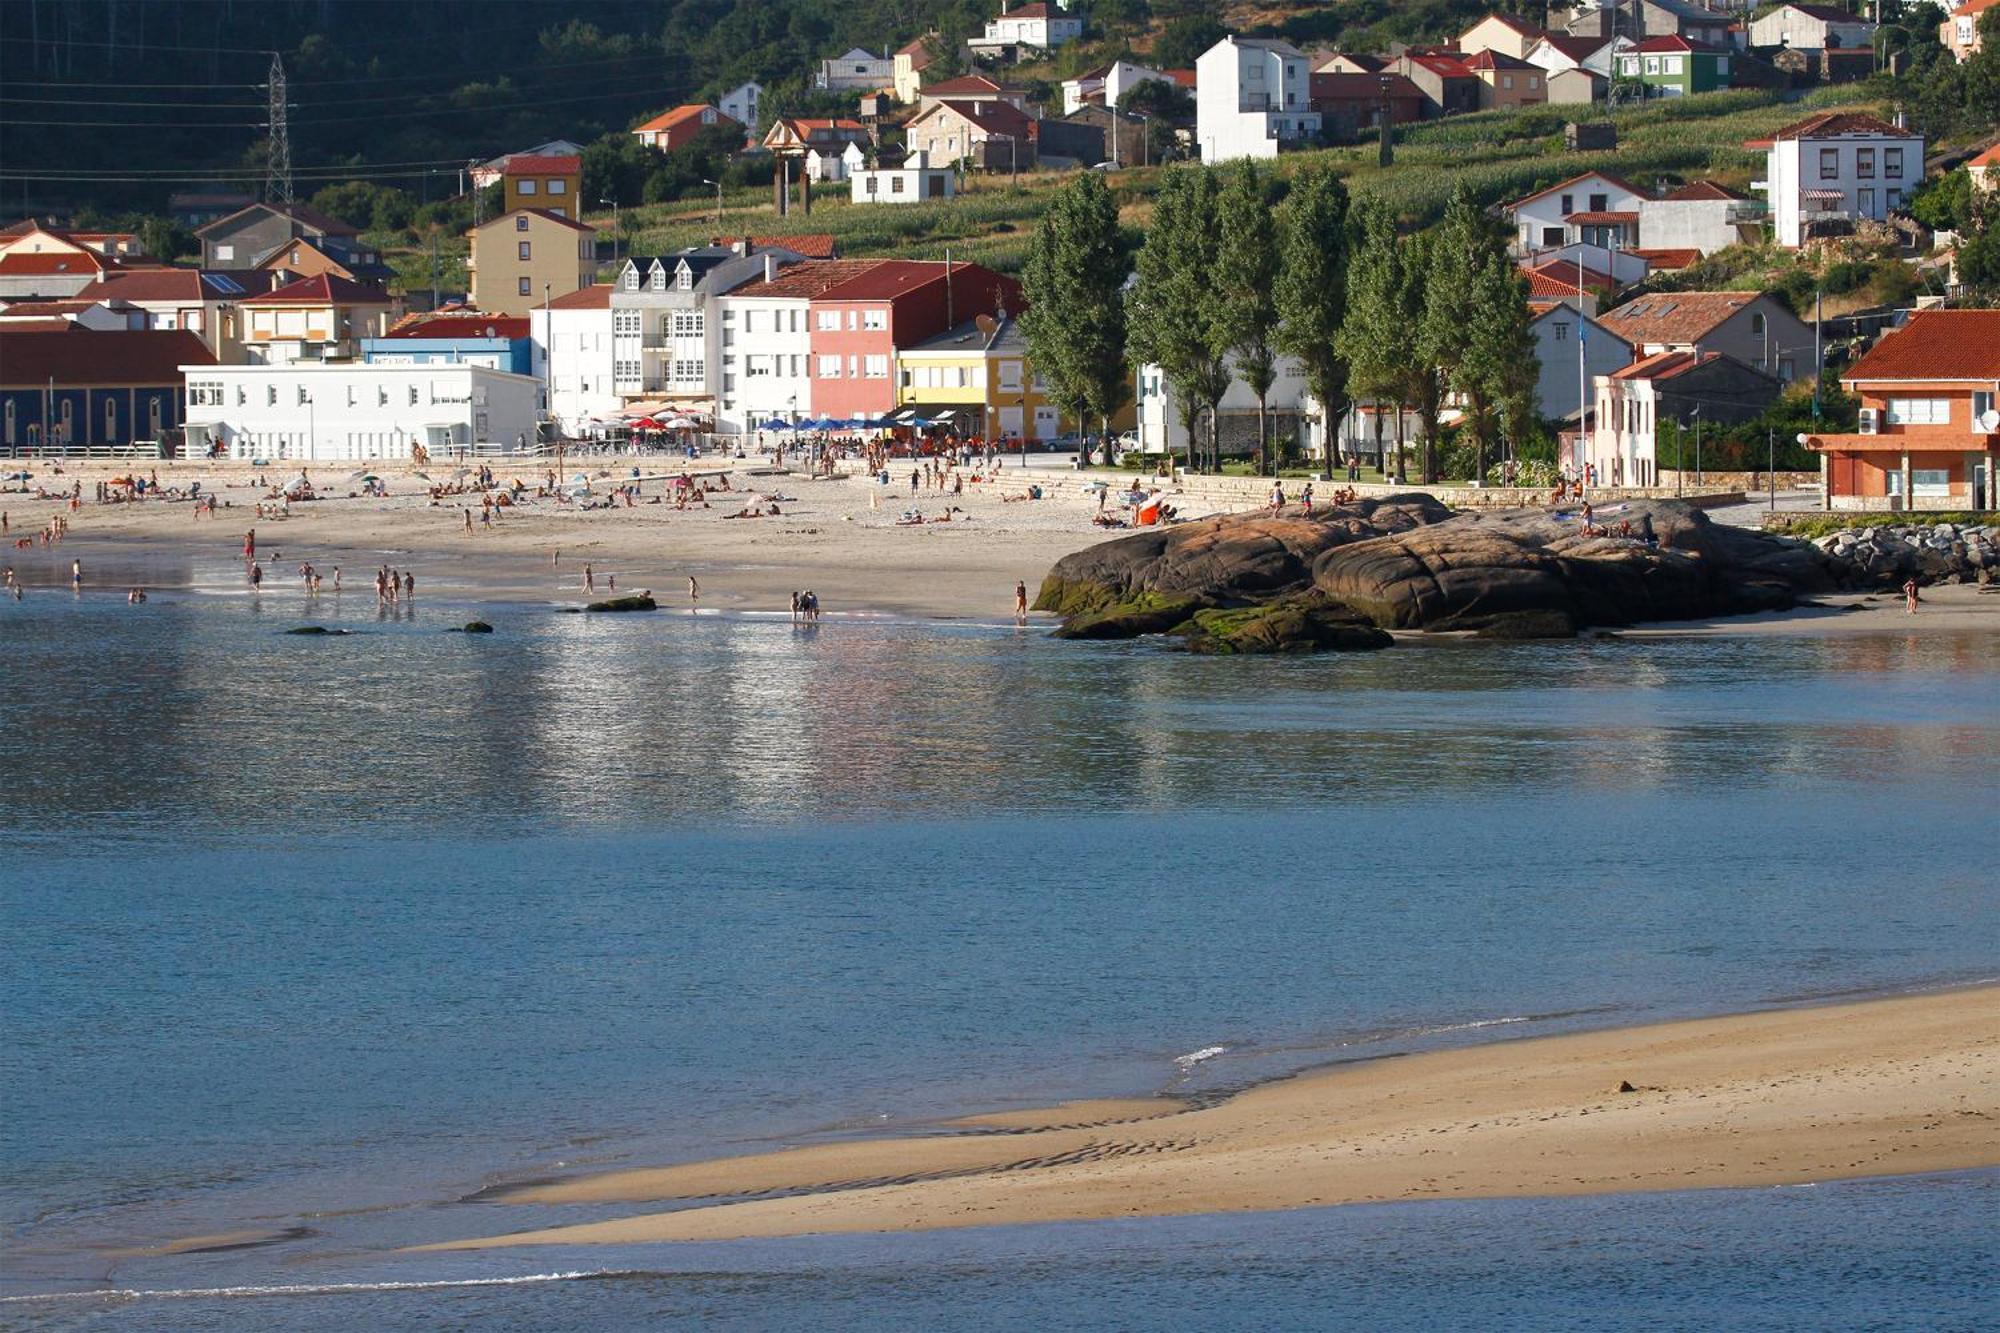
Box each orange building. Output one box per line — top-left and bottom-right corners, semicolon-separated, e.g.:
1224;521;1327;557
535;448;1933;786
502;155;582;217
1804;309;2000;511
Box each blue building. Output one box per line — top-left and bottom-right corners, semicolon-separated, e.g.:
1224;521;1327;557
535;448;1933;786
0;327;215;453
360;310;532;375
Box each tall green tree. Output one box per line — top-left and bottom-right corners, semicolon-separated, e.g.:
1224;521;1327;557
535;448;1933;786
1420;190;1489;483
1338;199;1421;483
1214;161;1281;473
1021;173;1130;465
1459;255;1538;481
1275;165;1352;474
1129;166;1227;471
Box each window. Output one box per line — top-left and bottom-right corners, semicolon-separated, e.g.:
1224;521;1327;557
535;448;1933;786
862;309;887;331
267;385;278;406
346;386;356;407
1819;147;1839;179
516;215;530;232
817;354;842;377
1885;146;1903;177
409;385;420;406
215;244;234;261
547;179;566;195
672;311;704;337
1552;321;1569;342
1858;187;1875;215
518;179;537;195
519;277;532;296
1884;398;1950;425
1857;147;1875;178
846;310;859;330
671;359;703;382
675;266;693;291
864;354;889;378
1972;391;1994;428
623;269;639;291
1643;56;1659;73
1588;192;1608;211
1751;312;1766;336
518;241;532;260
817;310;840;330
1541;225;1564;246
651;267;667;291
614;311;641;335
1502;74;1514;89
1662;56;1682;74
866;174;880;196
891;175;905;194
378;386;388;406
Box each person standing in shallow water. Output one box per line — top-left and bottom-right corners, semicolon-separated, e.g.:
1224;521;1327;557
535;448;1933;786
1015;580;1028;624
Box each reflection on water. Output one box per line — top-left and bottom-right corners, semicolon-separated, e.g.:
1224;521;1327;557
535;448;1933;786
1;592;1995;1323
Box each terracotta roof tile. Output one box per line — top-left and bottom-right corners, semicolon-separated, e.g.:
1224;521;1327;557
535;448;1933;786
241;273;392;306
1598;291;1772;343
544;283;613;311
0;327;215;384
1661;180;1749;201
503;155;581;175
729;259;891;300
749;234;837;259
1627;247;1703;270
1843;310;2000;381
1507;170;1645;211
1522;258;1617;295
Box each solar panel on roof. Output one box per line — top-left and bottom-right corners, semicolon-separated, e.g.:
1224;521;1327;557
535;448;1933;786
1655;302;1677;315
206;274;246;295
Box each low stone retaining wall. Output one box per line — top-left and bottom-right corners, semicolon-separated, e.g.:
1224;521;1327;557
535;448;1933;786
1660;470;1820;491
1113;472;1745;512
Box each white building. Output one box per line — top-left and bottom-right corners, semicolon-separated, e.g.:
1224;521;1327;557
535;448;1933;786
1747;3;1876;53
1528;299;1636;426
1505;170;1648;253
817;47;894;92
179;361;540;461
806;142;865;184
713;260;874;435
529;283;619;437
609;245;807;408
851;151;956;204
1196;36;1320;163
1062;60;1179;114
718;81;763;132
970;2;1084;54
1135;354;1316;457
1523;33;1625;77
1635;181;1763;255
1754;110;1923;248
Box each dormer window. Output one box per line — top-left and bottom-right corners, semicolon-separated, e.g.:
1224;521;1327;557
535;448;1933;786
651;266;667;291
624;269;639;291
676;265;693;290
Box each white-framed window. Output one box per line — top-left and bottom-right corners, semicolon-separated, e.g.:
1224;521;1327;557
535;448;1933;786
266;385;278;406
1884;398;1950;425
1857;147;1875;178
1819;147;1839;179
672;311;704;337
518;179;538;195
1885;146;1904;177
862;309;887;330
215;244;234;261
651;267;667;291
1662;56;1681;74
1644;56;1659;74
518;241;531;260
675;266;693;291
817;310;840;330
817;354;842;377
409;384;420;406
1552;320;1569;342
547;179;567;195
864;354;888;378
623;269;639;291
1972;391;1994;428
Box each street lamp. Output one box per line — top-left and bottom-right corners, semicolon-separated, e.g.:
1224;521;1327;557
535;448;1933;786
702;178;723;229
1131;110;1152;168
599;195;620;267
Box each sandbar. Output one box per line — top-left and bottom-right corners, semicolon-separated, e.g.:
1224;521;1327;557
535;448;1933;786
422;986;1998;1248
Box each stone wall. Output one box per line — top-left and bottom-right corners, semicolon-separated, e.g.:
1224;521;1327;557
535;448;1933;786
1659;470;1821;491
1126;472;1746;513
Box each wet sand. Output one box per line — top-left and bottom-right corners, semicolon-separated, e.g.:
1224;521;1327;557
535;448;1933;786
420;987;1999;1248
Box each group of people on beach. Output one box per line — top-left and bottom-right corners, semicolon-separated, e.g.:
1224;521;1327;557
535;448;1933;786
790;589;821;623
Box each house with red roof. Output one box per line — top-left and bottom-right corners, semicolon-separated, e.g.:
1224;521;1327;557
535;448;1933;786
1968;142;2000;195
919;75;1031;114
238;274;397;364
805;260;1020;421
1590;349;1780;487
467;208;596;318
1613;34;1732;96
1390;50;1483;117
1505;170;1649;253
1309;72;1426;140
1940;0;1996;62
970;2;1084;55
906;98;1038;171
1464;49;1548;108
633;105;738;153
0;246;133;299
763;117;873;158
503;155;582;218
74;268;261;362
1528;298;1635;429
1803;309;2000;511
1596;290;1813;382
360;308;533;375
0;327;214;450
714;258;890;433
1521;257;1622;314
1747;111;1923;247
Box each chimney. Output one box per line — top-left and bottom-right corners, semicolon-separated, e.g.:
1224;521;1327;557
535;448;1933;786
764;253;778;283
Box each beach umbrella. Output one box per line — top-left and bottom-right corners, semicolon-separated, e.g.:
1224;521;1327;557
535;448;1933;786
628;417;665;431
755;418;792;432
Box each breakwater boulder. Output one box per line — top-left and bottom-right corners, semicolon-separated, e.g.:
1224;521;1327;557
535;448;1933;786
1037;497;1833;647
1810;521;1996;589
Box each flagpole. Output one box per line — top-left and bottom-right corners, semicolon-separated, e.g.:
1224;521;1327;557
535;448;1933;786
1577;312;1587;499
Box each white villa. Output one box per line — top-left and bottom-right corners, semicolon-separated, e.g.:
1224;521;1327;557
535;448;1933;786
1753;110;1923;248
179;362;540;461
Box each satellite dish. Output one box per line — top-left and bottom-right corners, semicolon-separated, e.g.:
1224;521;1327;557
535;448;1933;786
1980;409;2000;432
974;313;997;335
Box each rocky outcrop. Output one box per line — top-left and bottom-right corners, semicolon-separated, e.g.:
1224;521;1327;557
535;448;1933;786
583;594;657;613
1038;496;1835;647
1811;522;1997;589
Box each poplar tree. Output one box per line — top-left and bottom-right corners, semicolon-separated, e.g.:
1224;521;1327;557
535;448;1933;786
1337;198;1420;483
1130;167;1227;471
1021;172;1129;465
1421;191;1485;483
1273;164;1352;475
1214;161;1280;474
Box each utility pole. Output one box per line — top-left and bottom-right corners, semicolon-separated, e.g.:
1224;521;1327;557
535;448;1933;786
1378;76;1394;167
265;53;292;204
1813;286;1824;420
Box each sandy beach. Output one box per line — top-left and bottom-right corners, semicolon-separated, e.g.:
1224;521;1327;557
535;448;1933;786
7;456;1998;632
422;986;1999;1249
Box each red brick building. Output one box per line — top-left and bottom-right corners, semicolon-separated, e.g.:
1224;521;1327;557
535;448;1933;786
806;261;1020;419
1804;309;2000;511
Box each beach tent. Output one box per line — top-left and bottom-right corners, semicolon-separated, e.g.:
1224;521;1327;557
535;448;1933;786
755;419;794;432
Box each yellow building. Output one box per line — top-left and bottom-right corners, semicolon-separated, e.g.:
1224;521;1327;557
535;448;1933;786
897;316;1133;442
467;209;597;317
501;154;582;217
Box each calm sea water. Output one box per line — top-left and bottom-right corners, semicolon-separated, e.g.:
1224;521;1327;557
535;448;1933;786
2;584;1995;1328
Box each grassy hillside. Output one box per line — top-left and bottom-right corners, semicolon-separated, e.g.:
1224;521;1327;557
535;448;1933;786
597;87;1881;274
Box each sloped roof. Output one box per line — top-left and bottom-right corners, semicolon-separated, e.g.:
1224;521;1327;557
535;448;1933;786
1565;210;1639;224
0;327;215;385
1599;291;1774;343
1969;144;2000;168
1780;3;1875;21
815;259;987;302
75;268;246;302
1523;258;1618;295
1532;33;1613;60
1528;301;1632;345
1844;310;2000;381
634;104;721;134
546;284;613;311
1627;247;1703;269
729;258;890;300
1408;52;1477;76
1752;110;1914;144
1002;2;1065;17
925;75;1013;96
749;234;837;258
0;299;101;317
0;250;118;276
241;273;392;306
504;154;581;175
194;201;358;239
1611;349;1716;381
1312;72;1424;100
1315;51;1386;72
1629;34;1727;52
378;311;528;339
478;207;594;235
1464;50;1541;70
926;98;1035;137
1661;180;1749;201
1508;169;1645;210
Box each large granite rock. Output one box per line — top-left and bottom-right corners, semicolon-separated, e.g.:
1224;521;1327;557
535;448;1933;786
1038;497;1834;646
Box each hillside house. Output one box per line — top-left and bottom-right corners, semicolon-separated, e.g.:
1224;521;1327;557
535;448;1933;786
969;2;1084;55
1506;171;1649;252
1615;35;1732;96
818;47;895;92
1748;3;1877;53
906;99;1038;171
1196;36;1321;162
633;105;737;152
1458;14;1546;58
1590;350;1780;486
1635;180;1762;255
238;274;396;365
1804;309;2000;510
466;209;596;318
1940;0;1996;61
1596;290;1813;381
1748;110;1923;247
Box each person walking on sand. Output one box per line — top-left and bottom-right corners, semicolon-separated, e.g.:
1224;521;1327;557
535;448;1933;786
464;508;473;534
583;564;595;592
687;575;699;605
1015;580;1028;624
402;571;414;600
1904;577;1920;614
